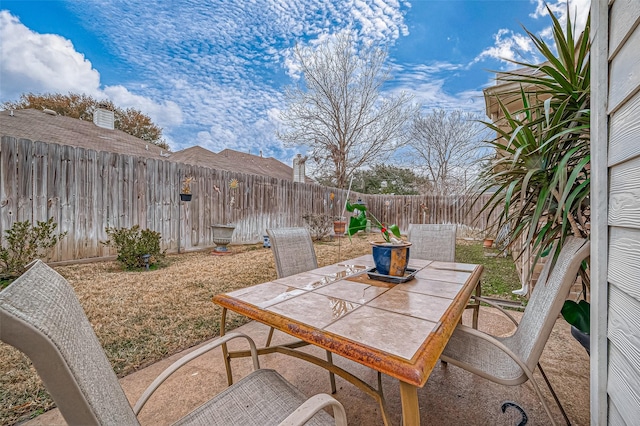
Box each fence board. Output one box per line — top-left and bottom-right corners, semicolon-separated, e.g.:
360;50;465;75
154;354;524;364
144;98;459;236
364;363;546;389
97;151;111;257
85;149;98;258
59;145;75;260
74;147;87;259
0;137;18;244
17;139;33;222
46;142;62;260
33;141;48;223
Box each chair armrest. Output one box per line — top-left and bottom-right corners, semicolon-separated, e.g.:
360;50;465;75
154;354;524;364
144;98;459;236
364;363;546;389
278;393;348;426
472;296;520;326
133;331;259;415
442;325;534;378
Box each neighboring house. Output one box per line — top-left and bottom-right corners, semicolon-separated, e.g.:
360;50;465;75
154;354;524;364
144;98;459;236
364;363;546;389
0;108;171;160
0;108;309;183
171;146;314;183
592;1;640;423
483;64;552;125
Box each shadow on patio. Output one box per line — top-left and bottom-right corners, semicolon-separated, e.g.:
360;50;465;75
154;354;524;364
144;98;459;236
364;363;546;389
27;308;589;426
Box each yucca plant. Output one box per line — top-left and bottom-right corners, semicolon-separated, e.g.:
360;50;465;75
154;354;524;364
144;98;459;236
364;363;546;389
476;6;591;297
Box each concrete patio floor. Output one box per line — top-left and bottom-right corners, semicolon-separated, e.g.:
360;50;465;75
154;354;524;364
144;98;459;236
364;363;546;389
27;307;590;425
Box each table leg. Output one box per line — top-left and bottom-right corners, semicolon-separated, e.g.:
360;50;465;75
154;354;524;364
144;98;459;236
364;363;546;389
473;280;481;329
219;308;234;386
325;350;337;394
399;381;420;426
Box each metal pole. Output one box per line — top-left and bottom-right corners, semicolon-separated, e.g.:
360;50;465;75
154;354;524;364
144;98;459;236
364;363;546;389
177;170;181;254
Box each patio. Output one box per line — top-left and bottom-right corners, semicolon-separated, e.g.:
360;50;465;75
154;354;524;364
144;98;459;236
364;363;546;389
25;307;590;425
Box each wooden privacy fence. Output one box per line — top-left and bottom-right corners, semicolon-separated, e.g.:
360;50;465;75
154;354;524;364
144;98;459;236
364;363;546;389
0;137;497;262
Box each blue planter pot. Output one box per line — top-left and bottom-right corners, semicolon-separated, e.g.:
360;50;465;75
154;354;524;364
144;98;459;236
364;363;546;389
371;243;411;277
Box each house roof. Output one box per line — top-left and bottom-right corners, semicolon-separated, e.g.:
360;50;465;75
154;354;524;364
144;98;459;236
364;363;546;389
0;108;171;160
171;146;314;183
483;63;551;120
0;108;310;183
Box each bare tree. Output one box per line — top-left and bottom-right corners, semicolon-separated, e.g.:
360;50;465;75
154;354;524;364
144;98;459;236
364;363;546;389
409;109;487;193
278;32;416;189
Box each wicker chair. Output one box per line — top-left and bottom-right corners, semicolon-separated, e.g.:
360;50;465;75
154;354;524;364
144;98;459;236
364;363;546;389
0;260;347;426
407;224;457;262
440;237;590;426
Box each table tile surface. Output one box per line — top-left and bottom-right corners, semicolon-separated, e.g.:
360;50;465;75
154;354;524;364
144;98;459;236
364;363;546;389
323;305;437;359
368;285;452;322
273;271;338;290
314;279;387;304
415;267;471;284
267;292;361;328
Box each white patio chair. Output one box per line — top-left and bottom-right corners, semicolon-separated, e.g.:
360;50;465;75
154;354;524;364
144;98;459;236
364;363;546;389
0;260;347;426
440;236;590;426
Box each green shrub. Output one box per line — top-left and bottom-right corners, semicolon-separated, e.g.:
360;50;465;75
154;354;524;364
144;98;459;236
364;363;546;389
0;217;66;281
104;226;164;270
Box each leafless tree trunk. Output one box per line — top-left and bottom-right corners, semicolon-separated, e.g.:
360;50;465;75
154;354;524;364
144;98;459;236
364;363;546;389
409;109;487;194
277;32;416;189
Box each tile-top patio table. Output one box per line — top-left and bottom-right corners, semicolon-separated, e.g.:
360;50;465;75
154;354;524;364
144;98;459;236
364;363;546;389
213;254;483;426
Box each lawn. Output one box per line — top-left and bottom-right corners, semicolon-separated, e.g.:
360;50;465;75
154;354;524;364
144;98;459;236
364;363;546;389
0;235;522;425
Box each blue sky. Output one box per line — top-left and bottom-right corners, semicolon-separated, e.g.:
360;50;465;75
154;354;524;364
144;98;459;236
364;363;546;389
0;0;589;165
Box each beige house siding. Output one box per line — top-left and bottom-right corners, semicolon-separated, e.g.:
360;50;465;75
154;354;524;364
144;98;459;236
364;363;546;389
592;0;640;423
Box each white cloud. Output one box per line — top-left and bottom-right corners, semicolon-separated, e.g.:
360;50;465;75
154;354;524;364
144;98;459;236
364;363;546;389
474;29;537;64
103;85;183;128
0;10;101;100
474;0;590;66
0;10;184;142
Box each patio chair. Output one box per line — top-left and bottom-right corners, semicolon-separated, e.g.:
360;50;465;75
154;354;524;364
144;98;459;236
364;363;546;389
439;236;590;426
0;260;348;426
265;227;338;393
407;223;457;262
407;223;482;327
267;227;318;279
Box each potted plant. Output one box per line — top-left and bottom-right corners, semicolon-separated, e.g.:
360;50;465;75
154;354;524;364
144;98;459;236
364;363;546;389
333;217;347;235
562;298;590;355
346;200;411;277
483;231;495;248
327;192;347;236
211;178;239;252
180;176;194;201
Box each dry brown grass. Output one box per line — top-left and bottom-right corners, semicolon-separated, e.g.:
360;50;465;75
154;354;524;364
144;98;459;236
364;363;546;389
0;235;374;425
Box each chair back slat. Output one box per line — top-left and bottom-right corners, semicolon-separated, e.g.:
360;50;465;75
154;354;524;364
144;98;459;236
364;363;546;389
267;228;318;278
0;260;139;425
510;237;590;369
408;224;457;262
